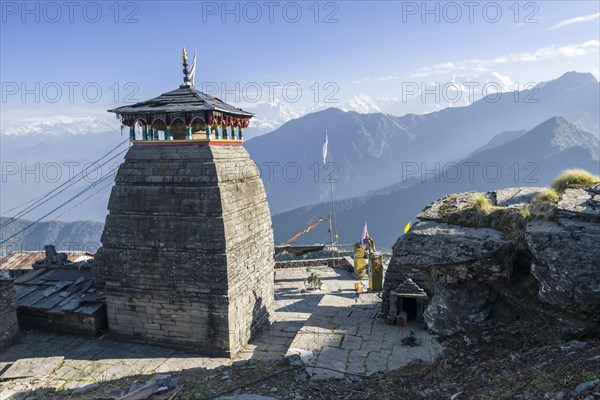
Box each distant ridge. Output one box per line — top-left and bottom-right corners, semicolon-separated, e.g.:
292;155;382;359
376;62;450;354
271;116;600;248
0;217;103;257
246;71;600;214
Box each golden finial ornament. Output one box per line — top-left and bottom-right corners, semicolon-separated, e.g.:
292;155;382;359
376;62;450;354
182;47;191;87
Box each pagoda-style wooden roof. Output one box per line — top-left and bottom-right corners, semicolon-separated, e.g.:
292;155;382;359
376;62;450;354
108;86;253;118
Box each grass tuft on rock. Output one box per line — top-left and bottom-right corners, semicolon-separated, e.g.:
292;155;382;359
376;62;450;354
446;201;530;244
435;182;589;247
550;169;599;193
538;188;560;203
529;189;560;220
472;195;492;212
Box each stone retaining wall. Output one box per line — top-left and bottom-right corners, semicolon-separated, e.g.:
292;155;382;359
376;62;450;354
275;257;353;270
0;276;19;351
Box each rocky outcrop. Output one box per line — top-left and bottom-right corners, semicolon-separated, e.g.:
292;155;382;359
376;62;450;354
556;184;600;220
383;185;600;338
424;282;497;337
526;186;600;316
417;192;491;221
390;221;511;281
491;187;547;208
382;219;511;316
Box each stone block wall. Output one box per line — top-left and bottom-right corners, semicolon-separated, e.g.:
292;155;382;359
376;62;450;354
97;143;275;356
0;276;19;351
274;257;354;270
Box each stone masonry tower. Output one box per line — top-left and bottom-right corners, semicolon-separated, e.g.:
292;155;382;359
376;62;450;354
96;49;274;357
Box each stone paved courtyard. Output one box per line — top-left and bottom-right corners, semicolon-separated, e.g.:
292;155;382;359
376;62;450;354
287;293;442;380
0;265;442;397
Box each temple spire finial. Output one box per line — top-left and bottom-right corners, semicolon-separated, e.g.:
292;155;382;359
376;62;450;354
182;47;191;87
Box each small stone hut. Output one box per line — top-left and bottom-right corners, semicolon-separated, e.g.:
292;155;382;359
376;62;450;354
386;279;428;325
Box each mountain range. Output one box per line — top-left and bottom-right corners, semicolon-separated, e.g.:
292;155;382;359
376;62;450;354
0;217;103;257
0;72;538;140
341;72;517;115
246;71;599;214
271;116;600;248
0;71;598;252
0;132;127;222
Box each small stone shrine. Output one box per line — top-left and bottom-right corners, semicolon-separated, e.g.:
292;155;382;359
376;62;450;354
386;279;428;326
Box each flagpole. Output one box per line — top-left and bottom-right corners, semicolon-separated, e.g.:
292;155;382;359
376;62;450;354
328;155;338;245
325;130;339;265
328;211;334;260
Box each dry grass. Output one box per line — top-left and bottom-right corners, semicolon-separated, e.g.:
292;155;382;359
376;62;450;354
472;194;492;211
447;201;528;234
551;169;599;193
529;189;560;220
444;202;531;252
444;187;566;238
537;188;560;203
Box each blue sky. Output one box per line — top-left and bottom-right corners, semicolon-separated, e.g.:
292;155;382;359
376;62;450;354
1;0;599;126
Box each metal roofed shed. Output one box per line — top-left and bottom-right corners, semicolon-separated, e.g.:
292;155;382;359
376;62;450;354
14;267;107;336
0;251;94;278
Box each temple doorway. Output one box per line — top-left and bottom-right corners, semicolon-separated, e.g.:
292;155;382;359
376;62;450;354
403;297;418;320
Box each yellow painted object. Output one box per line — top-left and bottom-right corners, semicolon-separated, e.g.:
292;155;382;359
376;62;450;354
368;252;384;291
354;281;362;292
354;243;367;278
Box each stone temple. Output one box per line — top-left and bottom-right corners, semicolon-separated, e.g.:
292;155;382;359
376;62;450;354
95;49;274;357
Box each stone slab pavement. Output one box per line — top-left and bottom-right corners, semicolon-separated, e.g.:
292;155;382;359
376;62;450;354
0;266;346;394
0;357;64;380
0;265;442;395
285;292;443;380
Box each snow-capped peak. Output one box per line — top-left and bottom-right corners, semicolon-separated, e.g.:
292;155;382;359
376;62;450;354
341;94;382;114
1;114;117;136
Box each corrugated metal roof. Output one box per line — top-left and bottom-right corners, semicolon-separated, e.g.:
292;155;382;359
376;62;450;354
14;267;104;315
108;86;254;117
0;251;94;271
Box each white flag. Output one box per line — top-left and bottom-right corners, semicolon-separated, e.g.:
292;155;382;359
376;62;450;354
323;131;328;166
189;50;197;87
